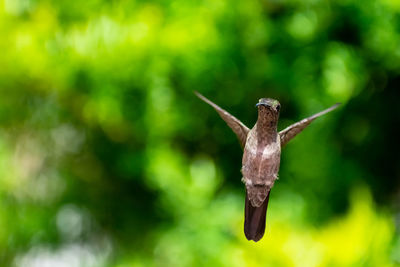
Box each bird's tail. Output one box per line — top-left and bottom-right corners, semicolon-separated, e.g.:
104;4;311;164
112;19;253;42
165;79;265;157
244;190;270;242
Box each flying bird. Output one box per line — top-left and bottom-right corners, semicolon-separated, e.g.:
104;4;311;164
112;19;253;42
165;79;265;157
195;91;340;242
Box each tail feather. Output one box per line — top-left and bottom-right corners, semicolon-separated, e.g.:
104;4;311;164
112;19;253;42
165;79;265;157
244;190;270;242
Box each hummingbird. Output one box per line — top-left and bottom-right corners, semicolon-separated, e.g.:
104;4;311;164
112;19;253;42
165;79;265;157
195;91;340;242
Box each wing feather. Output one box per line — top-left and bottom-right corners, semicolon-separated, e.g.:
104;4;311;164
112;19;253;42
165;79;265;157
279;103;340;147
195;91;250;148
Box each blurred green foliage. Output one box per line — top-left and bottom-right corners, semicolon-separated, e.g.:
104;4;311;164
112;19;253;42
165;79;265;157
1;0;400;266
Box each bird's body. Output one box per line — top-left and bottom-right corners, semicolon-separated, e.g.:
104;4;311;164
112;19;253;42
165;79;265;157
242;102;281;207
195;92;340;242
242;108;281;241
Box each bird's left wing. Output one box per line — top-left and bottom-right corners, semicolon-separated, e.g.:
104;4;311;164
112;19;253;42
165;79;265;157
279;103;340;147
195;91;250;148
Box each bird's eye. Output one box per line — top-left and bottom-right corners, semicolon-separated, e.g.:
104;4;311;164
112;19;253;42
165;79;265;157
276;105;280;112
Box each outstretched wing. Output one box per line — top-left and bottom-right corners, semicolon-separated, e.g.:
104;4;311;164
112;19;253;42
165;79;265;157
195;91;250;148
279;103;340;147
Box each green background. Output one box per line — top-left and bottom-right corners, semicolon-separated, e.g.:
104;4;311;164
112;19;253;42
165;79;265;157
1;0;399;266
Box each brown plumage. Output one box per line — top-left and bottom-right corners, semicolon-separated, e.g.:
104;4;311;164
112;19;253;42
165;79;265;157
195;92;340;242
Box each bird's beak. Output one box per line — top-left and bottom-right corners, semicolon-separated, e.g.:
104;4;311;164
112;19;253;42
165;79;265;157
255;103;269;108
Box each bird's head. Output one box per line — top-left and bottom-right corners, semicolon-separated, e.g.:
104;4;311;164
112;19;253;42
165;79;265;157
255;98;281;114
255;98;281;126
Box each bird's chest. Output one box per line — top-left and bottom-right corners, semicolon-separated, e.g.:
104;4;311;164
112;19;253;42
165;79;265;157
242;133;281;185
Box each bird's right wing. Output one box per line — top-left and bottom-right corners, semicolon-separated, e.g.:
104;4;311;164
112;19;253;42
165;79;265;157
195;91;250;148
279;103;340;147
